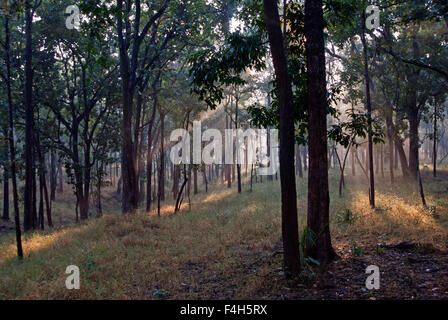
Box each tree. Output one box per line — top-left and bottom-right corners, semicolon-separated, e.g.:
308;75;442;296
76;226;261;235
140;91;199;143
360;9;375;208
305;0;336;265
23;0;41;231
2;12;23;258
263;0;300;275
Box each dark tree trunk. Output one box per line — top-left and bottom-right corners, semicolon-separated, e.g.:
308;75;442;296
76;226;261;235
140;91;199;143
159;113;165;201
193;168;198;194
304;0;335;265
2;148;9;220
4;16;23;258
50;151;56;200
360;12;375;208
146;82;158;212
97;162;103;216
267;127;273;181
117;0;142;214
380;143;384;178
417;169;427;207
36;132;52;228
264;0;301;275
146;158;153;212
38;175;44;230
408;107;420;180
385;110;395;184
24;4;35;232
235;95;242;193
32;162;37;229
203;166;208;193
433;103;437;177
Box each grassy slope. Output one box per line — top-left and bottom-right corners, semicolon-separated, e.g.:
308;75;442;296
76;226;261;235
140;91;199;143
0;168;447;299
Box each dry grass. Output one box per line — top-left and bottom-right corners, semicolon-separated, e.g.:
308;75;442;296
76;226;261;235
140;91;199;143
0;167;447;299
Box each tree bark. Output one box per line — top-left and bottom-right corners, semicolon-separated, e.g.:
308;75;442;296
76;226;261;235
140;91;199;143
433;103;437;177
4;15;23;258
304;0;336;265
2;148;9;220
264;0;301;275
24;3;36;232
50;151;57;200
360;12;375;208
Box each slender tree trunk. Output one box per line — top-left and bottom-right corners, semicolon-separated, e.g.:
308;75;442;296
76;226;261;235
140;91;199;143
203;166;208;193
380;143;384;178
2;148;9;220
159;113;165;202
386;110;395;184
38;175;44;230
24;4;35;232
36;132;52;227
264;0;301;275
408;107;420;180
433;103;437;177
304;0;335;265
417;169;427;207
193;168;198;194
50;151;57;200
32;161;37;229
235;94;242;193
360;12;375;208
4;16;23;258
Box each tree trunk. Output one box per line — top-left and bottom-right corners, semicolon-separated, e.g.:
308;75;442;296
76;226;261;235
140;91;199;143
264;0;301;275
433;103;437;177
385;110;395;184
304;0;335;265
38;175;44;230
24;4;35;232
4;16;23;258
360;12;375;208
203;166;208;193
50;151;57;200
193;168;198;194
2;149;9;220
159;112;165;202
408;107;420;180
380;143;384;178
417;169;427;207
36;132;53;228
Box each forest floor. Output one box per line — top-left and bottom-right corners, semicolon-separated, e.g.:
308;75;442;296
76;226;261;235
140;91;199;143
0;166;448;299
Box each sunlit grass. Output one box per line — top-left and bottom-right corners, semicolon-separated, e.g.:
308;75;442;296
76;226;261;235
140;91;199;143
0;168;447;299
